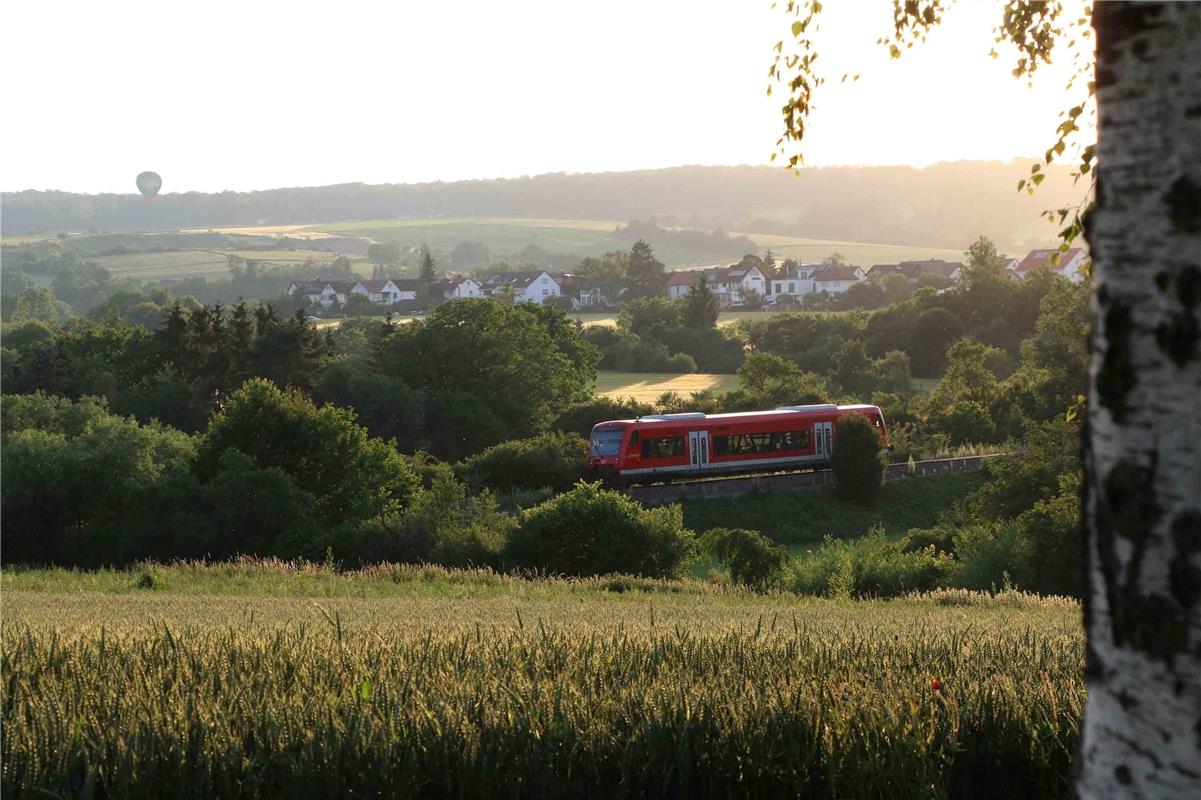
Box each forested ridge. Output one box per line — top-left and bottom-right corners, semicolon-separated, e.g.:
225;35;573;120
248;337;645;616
4;161;1078;252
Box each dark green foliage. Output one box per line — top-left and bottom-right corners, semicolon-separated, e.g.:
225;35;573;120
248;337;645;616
377;299;598;440
909;307;963;377
1013;474;1082;597
583;326;697;372
617;296;744;373
699;528;790;590
552;396;652;438
332;474;515;568
509;482;695;578
198;379;419;525
682;471;985;545
313;358;426;450
1;393;203;565
831;414;887;506
624;239;667;300
723;352;827;410
970;418;1078;521
682;276;720;329
458;433;589;494
951;523;1024;591
790;529;953;598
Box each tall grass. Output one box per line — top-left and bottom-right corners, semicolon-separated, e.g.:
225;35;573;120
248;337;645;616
2;566;1083;799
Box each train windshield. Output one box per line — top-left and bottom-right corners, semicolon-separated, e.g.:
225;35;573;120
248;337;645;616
590;429;625;457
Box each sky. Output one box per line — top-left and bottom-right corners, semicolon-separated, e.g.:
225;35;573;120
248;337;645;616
0;0;1093;194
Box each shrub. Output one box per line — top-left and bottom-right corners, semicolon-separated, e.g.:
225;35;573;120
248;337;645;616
552;397;650;438
928;400;996;446
1014;474;1082;597
899;526;957;555
699;528;791;591
327;474;515;568
951;522;1024;591
457;432;588;494
509;482;695;578
789;528;951;598
197;379;418;525
831;414;887;506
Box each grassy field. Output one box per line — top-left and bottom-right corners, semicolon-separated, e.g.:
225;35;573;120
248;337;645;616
735;231;965;268
91;248;344;281
682;471;985;546
2;561;1082;799
595;371;740;401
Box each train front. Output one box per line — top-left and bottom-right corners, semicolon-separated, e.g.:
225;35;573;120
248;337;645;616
587;421;630;484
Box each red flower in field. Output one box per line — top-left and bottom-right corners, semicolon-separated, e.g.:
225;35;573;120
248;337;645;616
931;678;941;691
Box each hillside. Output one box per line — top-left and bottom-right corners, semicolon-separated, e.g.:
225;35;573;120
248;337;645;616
2;160;1081;253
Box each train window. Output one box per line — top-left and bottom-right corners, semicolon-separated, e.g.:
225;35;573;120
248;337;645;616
712;429;810;456
641;436;684;459
590;429;625;457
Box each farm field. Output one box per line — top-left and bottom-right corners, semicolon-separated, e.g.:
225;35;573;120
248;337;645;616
314;218;623;258
92;248;344;280
595;370;740;401
1;562;1083;799
733;230;965;268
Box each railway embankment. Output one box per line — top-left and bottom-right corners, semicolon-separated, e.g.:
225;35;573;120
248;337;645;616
631;454;1002;506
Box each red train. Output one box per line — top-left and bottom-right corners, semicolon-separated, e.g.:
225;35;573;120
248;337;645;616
587;404;889;485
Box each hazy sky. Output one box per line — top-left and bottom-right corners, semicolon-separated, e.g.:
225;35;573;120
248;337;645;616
1;0;1092;194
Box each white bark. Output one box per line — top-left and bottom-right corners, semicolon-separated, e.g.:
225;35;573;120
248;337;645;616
1080;3;1201;799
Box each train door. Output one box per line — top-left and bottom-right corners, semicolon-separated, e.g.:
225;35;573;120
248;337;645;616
814;421;834;461
688;430;710;471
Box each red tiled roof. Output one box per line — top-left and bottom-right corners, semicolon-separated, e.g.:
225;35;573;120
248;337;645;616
1016;248;1085;273
666;270;702;286
812;264;862;282
358;280;394;292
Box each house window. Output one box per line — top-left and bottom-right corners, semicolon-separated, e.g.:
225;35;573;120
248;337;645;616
542;288;549;296
541;277;548;283
789;282;795;293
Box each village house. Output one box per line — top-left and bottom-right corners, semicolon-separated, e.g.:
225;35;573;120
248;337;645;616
440;276;483;300
287;279;356;308
770;263;866;301
1012;248;1088;282
867;259;963;283
664;263;768;308
480;271;562;304
351;279;404;304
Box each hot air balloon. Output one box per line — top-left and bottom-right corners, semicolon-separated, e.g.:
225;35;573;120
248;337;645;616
136;171;162;199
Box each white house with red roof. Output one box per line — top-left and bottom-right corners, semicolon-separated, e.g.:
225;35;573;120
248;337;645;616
440;276;482;299
664;264;768;307
288;279;356;308
1013;248;1088;282
770;263;866;301
481;271;561;304
351;279;405;304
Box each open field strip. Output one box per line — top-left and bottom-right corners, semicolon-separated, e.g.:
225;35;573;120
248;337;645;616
595;371;740;401
91;248;344;280
1;563;1083;799
734;231;965;267
182;224;334;239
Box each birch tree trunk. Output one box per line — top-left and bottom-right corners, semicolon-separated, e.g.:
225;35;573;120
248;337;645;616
1079;3;1201;798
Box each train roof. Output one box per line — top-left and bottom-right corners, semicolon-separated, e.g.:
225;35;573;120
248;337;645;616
592;404;881;428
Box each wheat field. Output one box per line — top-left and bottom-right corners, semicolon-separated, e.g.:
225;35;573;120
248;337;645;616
2;561;1083;799
594;371;741;401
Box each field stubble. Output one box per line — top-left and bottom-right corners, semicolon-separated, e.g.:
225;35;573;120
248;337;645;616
2;562;1083;799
